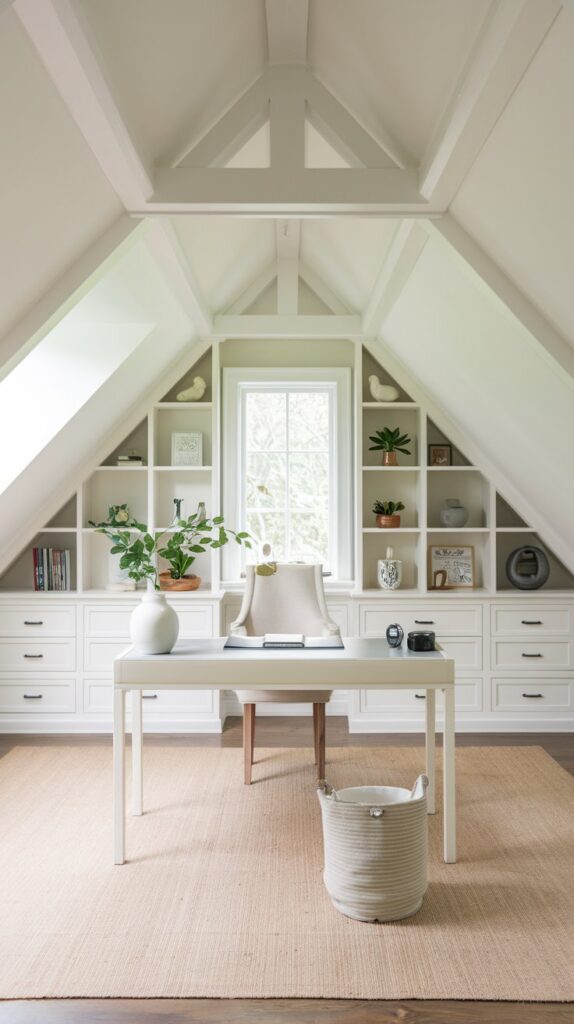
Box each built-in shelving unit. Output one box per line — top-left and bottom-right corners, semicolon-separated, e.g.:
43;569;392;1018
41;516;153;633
357;345;574;596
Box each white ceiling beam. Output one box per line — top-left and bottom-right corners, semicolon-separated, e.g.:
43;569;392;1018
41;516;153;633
147;166;430;216
298;263;353;315
268;66;306;171
362;221;428;336
177;75;269;168
428;214;574;381
305;73;400;169
212;314;361;340
419;0;561;205
265;0;309;64
223;263;277;315
14;0;153;208
0;216;142;383
275;220;301;315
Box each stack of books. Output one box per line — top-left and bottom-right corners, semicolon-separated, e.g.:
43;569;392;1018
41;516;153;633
116;454;144;467
33;548;72;591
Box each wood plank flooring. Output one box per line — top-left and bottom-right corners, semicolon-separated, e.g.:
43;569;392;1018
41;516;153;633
1;719;572;1024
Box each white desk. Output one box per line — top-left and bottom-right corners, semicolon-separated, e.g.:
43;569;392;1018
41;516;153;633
113;637;456;865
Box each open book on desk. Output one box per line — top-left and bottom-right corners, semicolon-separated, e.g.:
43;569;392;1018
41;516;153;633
224;634;344;650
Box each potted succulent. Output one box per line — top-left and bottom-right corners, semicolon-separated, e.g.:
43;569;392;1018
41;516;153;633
90;505;251;591
368;427;412;466
372;499;405;528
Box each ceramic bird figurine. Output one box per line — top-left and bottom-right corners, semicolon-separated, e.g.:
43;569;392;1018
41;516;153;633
176;376;206;402
368;374;399;403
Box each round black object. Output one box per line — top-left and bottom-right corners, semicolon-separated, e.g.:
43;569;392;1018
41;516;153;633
505;546;550;590
386;623;404;648
407;631;436;652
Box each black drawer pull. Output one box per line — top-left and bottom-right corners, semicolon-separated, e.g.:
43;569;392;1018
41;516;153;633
522;652;543;658
24;620;43;626
142;694;158;700
415;620;435;625
23;694;43;700
23;653;43;659
521;620;542;625
522;693;543;699
414;693;426;699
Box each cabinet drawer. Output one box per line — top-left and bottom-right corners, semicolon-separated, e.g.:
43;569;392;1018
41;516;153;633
492;678;572;712
0;639;76;671
492;605;573;636
436;637;482;670
84;638;129;672
176;605;214;637
84;605;137;637
0;606;76;637
359;604;481;637
83;680;214;714
361;679;482;713
84;603;214;638
492;640;573;670
0;682;75;713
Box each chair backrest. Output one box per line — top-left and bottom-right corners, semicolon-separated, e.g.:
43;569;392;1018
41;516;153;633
230;564;340;637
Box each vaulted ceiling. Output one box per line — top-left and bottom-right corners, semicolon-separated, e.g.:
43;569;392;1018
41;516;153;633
1;0;573;573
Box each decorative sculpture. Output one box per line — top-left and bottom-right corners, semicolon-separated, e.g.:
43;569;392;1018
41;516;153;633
368;374;400;403
176;376;207;402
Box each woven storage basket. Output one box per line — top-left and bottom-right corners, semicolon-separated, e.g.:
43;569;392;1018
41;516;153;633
317;774;428;922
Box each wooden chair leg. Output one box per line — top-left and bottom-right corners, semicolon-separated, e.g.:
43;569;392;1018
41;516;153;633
315;703;326;780
243;704;256;785
313;703;319;764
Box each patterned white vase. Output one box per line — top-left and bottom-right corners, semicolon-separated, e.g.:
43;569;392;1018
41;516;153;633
130;593;179;654
377;559;402;590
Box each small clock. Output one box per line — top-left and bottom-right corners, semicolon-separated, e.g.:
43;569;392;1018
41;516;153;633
386;623;404;648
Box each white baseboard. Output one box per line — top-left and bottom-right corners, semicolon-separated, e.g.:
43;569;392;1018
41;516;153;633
0;717;224;735
347;715;574;733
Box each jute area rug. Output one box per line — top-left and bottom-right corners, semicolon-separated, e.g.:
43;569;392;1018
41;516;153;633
1;744;573;1000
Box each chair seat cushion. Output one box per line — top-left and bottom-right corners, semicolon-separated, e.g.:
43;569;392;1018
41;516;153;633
235;689;333;703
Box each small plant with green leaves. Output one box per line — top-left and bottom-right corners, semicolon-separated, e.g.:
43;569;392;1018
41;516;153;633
91;508;251;589
372;500;405;517
368;427;412;455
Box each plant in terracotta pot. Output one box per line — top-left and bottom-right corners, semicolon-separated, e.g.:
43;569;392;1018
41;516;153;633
368;427;412;466
92;508;251;591
373;499;405;528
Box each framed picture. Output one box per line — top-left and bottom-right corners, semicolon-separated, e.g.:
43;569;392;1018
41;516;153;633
428;545;475;589
428;443;452;467
171;431;203;466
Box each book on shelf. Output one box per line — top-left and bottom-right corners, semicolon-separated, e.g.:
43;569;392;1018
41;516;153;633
116;455;144;466
33;547;72;591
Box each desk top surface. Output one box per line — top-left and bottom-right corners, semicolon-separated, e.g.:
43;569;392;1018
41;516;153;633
118;637;448;663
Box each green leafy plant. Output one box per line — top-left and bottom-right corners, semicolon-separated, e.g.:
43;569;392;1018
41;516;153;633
372;500;405;516
368;427;411;455
90;508;251;589
90;504;145;530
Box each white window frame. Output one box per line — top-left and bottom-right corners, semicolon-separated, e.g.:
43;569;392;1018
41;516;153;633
222;367;352;583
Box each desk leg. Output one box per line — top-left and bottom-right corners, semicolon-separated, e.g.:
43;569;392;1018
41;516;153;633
443;685;456;864
425;689;436;815
131;689;143;817
113;688;126;865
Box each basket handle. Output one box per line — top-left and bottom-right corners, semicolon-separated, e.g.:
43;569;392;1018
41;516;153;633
410;774;429;800
317;780;337;799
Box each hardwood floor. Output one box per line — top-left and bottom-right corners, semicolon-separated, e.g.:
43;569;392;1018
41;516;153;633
1;719;572;1024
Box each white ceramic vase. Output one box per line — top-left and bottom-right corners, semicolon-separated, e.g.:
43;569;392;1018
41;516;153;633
130;592;179;654
377;559;402;590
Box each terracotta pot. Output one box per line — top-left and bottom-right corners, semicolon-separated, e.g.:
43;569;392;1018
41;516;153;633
376;515;401;529
159;572;202;592
381;451;398;466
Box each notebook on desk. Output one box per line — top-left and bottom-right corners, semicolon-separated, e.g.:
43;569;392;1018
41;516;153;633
224;633;344;650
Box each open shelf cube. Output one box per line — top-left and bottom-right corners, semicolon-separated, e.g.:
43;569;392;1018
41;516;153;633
496;532;574;592
362;531;422;591
0;532;77;592
154;406;212;467
363;468;421;528
496;492;530;529
82;469;149;528
362;407;419;468
160;350;212;403
154;469;212;529
427;530;492;592
427;469;490;529
427;417;472;467
100;419;148;467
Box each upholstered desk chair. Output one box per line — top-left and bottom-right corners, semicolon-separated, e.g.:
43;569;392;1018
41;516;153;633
230;563;341;784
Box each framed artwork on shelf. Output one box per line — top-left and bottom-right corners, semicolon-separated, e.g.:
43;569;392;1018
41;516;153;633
428;443;452;467
428;545;475;589
171;431;203;466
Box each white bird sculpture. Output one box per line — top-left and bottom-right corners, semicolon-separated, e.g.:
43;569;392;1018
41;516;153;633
176;376;207;402
368;374;399;403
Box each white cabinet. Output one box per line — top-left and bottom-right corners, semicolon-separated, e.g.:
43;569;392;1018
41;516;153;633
492;678;572;712
0;682;75;714
492;605;573;636
492;640;573;670
0;639;76;672
0;606;76;637
359;604;482;637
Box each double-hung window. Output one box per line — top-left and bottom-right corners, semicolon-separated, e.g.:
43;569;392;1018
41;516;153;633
222;368;352;582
